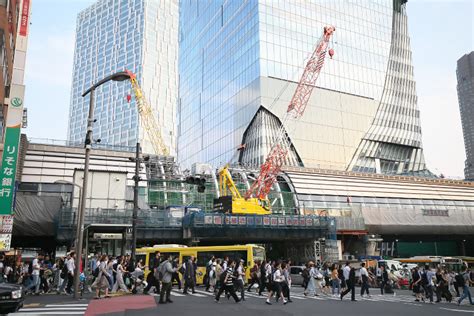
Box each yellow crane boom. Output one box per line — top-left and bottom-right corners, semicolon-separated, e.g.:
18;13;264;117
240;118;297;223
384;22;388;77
126;70;169;156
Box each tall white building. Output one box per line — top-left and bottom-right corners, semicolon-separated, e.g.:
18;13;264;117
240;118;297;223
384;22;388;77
68;0;179;155
457;52;474;180
178;0;430;176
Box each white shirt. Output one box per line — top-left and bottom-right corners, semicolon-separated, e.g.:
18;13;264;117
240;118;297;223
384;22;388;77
360;267;369;278
223;261;228;271
66;258;75;274
343;265;350;280
237;265;244;281
32;258;40;275
273;269;284;283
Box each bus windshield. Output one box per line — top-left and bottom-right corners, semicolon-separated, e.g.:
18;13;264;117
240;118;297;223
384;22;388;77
253;247;265;262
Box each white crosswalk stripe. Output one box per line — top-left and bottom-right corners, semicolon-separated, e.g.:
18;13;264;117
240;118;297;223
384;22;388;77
171;289;206;297
169;287;470;310
10;303;87;315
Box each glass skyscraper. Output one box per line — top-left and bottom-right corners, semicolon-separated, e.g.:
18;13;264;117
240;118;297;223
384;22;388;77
178;0;429;175
68;0;178;155
457;51;474;180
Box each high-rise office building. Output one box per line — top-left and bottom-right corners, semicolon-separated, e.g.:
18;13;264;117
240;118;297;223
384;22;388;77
457;51;474;180
178;0;429;175
68;0;178;155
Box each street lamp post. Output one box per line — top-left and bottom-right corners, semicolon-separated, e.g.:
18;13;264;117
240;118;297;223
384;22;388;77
75;71;131;299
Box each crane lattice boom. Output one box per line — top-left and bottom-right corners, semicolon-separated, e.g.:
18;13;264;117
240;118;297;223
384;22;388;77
126;70;169;156
244;26;335;201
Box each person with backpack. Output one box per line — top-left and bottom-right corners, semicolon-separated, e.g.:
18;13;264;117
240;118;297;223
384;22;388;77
412;267;422;301
422;265;436;303
171;257;181;290
282;262;292;303
215;260;240;303
158;254;178;304
214;259;223;294
234;259;246;301
360;262;371;298
111;257;129;293
92;254;110;299
258;260;268;296
265;260;287;305
457;266;473;305
302;263;310;291
65;252;76;295
380;265;389;295
143;252;161;295
26;253;41;295
247;260;260;292
183;256;196;294
204;256;215;292
340;263;356;301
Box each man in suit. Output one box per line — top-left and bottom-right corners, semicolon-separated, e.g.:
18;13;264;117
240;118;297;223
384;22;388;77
183;256;196;294
143;252;161;295
340;263;356;301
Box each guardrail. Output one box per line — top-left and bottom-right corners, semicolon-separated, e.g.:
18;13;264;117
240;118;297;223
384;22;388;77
58;208;364;232
182;212;337;231
57;207;182;228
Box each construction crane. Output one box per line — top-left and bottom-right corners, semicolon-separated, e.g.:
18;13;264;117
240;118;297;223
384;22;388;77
214;165;270;215
243;26;335;202
125;70;169;156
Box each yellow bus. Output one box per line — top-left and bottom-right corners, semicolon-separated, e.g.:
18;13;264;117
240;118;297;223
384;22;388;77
136;244;266;284
398;256;465;272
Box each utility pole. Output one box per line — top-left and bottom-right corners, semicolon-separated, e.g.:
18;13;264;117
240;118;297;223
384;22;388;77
73;88;94;299
131;142;140;264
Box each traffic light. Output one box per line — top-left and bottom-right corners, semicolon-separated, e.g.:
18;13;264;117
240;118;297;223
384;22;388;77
185;176;206;192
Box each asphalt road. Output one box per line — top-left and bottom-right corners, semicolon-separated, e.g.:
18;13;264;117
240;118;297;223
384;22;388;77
9;287;474;316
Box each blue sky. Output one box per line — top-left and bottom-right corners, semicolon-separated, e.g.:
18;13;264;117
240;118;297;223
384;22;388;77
24;0;473;178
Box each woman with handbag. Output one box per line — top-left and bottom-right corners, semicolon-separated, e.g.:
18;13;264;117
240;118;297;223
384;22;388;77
92;255;111;299
304;261;317;296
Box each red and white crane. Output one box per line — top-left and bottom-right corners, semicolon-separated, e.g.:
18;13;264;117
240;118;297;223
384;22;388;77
244;26;335;201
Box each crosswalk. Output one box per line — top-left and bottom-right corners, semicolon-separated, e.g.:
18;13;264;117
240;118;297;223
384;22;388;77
10;303;88;315
171;288;472;308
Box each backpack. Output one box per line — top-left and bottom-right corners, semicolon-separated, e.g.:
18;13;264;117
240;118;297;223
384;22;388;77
421;271;429;285
93;266;100;278
60;262;68;279
455;273;465;286
156;262;165;281
28;263;33;275
219;268;228;284
268;268;276;284
302;268;310;280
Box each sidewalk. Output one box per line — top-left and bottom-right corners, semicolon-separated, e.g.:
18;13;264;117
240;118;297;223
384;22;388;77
84;295;156;316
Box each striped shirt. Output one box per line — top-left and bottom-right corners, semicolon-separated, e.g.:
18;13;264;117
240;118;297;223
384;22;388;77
224;267;235;286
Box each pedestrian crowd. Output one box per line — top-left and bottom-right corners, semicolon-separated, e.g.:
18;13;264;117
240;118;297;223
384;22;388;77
1;252;472;307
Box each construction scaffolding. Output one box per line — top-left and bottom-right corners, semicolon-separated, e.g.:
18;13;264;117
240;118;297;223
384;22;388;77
146;161;298;214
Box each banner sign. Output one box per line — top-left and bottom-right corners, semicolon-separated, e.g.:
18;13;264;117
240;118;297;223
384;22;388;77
0;128;20;214
19;0;30;36
0;215;14;233
0;234;12;251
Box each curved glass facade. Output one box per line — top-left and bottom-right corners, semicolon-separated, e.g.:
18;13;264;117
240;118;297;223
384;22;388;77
179;0;428;176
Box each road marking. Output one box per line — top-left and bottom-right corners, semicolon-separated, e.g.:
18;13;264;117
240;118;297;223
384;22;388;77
45;304;89;307
403;303;422;307
15;307;87;311
171;290;188;297
439;307;474;313
292;293;325;300
12;313;84;315
193;289;215;296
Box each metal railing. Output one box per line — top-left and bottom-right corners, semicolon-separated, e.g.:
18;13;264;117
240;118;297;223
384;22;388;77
57;207;182;228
